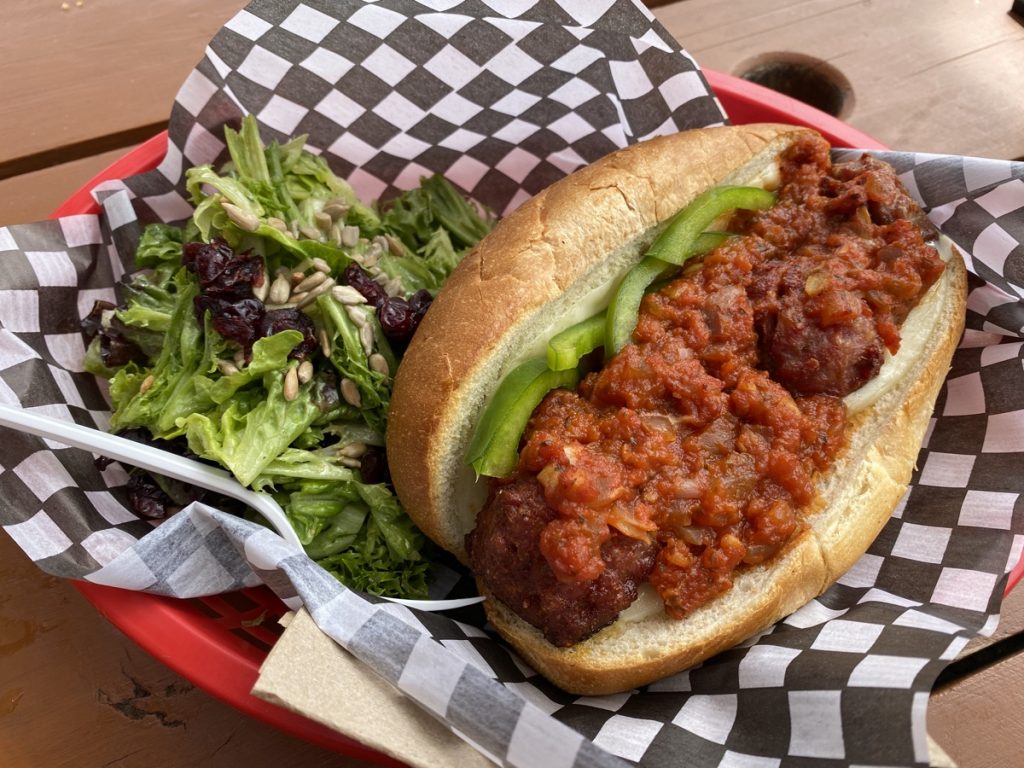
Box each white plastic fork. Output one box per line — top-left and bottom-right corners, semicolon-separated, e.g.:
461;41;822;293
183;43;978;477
0;403;482;611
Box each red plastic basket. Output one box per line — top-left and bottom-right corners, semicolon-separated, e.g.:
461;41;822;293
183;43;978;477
56;69;1024;762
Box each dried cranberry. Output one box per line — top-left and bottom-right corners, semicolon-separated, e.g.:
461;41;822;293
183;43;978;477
126;472;174;519
195;296;265;349
342;263;387;308
257;308;318;360
82;300;150;368
359;446;391;484
408;289;433;322
82;299;116;343
99;330;148;369
183;239;264;299
97;431;208;518
378;296;416;342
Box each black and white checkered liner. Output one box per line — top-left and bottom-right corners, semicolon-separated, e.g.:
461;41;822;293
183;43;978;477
0;1;1022;766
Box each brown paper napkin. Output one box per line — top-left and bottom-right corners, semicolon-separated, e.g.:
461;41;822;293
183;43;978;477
254;609;491;768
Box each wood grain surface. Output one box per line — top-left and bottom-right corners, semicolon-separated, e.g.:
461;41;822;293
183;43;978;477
930;589;1024;768
0;0;237;173
1;1;1023;767
652;0;1024;159
0;148;129;227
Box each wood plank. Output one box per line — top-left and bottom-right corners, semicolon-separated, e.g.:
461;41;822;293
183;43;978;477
653;0;1024;160
0;147;129;227
0;533;378;768
968;582;1024;652
1;0;242;170
930;648;1024;768
7;0;1021;170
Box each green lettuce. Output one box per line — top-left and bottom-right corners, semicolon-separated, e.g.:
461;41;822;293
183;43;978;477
316;294;392;434
182;364;320;487
251;465;430;599
108;275;206;436
91;116;498;599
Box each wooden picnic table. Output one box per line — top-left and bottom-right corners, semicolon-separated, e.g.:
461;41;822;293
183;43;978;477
1;1;1022;766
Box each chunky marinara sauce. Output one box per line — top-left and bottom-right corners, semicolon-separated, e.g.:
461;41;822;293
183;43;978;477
466;134;946;647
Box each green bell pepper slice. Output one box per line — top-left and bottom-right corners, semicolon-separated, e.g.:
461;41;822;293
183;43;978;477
645;186;776;265
466;186;776;479
467;357;579;478
605;187;775;357
605;256;673;358
547;312;606;371
605;228;739;357
551;232;732;370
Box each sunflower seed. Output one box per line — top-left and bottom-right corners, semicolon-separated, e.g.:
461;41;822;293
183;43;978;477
264;302;297;311
289;291;309;305
341;226;360;248
283;367;300;401
345;305;368;327
222;202;260;232
312;257;332;274
340;378;362;408
314;211;333;233
295;278;335;309
293;270;327;294
291;271;306;284
299;225;322;241
233;348;246;367
293;259;313;274
368;353;389;376
329;224;343;247
297;360;314;384
385;234;405;256
269;274;292;305
338;441;367;458
140;374;155;394
359;323;374;355
331;285;366;305
252;276;270;302
319;328;332;358
266;217;288;232
323;202;349;220
218;360;240;376
339;457;362;468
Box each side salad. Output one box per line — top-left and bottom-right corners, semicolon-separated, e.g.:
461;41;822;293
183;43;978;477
83;115;493;598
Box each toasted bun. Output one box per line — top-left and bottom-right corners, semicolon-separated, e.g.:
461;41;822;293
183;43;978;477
387;124;967;694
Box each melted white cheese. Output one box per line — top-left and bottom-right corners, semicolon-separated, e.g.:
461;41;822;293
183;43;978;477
617;582;665;623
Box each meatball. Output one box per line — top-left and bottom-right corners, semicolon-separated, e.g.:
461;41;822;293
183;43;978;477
466;479;657;647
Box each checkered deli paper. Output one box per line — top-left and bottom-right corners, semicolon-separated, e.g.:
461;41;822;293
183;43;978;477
0;0;1022;765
